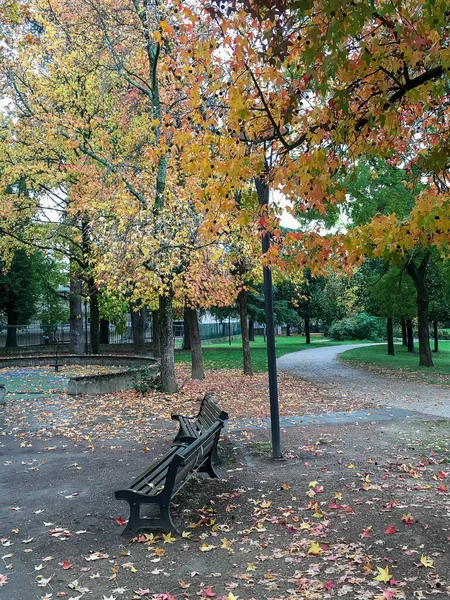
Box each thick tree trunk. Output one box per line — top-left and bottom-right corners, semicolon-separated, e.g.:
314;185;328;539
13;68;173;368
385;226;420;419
159;293;178;393
406;255;433;367
152;309;161;358
433;320;439;353
249;320;255;342
305;318;311;344
130;303;147;354
286;323;291;336
387;317;395;356
186;307;204;380
182;307;191;350
5;310;18;348
401;319;407;346
89;281;100;354
99;319;110;344
406;318;414;352
238;290;253;375
69;278;84;354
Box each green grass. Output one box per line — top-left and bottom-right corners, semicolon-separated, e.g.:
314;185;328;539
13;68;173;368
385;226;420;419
175;335;372;372
340;341;450;384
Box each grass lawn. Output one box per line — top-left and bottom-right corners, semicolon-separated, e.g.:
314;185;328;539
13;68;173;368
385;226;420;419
175;335;371;372
340;341;450;384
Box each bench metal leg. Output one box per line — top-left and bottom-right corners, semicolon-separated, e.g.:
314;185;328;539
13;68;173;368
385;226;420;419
212;446;221;465
198;453;220;479
120;500;179;536
122;503;141;537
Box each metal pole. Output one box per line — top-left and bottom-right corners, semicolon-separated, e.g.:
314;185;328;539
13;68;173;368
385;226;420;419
255;175;282;460
228;315;231;345
84;299;89;355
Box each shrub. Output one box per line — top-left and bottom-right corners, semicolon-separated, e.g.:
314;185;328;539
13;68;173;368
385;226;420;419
328;313;385;341
133;367;161;395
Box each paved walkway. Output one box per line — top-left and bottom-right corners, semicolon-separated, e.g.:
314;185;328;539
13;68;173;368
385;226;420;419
277;343;450;418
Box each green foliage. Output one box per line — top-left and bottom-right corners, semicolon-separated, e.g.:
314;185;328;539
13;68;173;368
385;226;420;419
345;159;422;226
38;257;69;334
0;250;44;325
328;313;385;341
354;261;416;319
132;367;161;395
99;291;129;335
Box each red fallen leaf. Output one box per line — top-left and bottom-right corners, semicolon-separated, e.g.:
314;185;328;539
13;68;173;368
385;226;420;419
116;517;127;526
437;484;447;493
389;579;402;587
199;586;216;597
62;560;72;570
402;513;414;524
324;581;335;590
384;525;396;535
328;502;342;510
436;471;447;480
360;527;372;538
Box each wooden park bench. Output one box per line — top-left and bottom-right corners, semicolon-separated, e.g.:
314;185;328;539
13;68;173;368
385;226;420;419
172;393;227;463
115;412;228;535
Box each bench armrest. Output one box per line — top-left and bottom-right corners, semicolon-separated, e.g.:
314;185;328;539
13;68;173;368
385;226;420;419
171;413;195;421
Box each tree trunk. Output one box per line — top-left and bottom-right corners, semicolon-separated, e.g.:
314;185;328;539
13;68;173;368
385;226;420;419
406;255;433;367
159;293;178;393
182;307;191;350
130;303;147;354
99;319;110;344
305;318;311;344
433;320;439;353
387;317;395;356
186;307;204;380
249;320;255;342
238;290;253;375
152;309;161;358
5;310;18;348
286;323;291;336
401;319;407;346
69;278;84;354
406;318;414;352
89;280;100;354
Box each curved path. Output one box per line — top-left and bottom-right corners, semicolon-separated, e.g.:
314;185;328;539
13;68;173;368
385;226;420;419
277;343;450;418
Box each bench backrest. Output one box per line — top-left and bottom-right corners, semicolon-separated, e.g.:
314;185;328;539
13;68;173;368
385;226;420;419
130;445;183;495
197;394;228;431
169;419;225;488
130;419;225;498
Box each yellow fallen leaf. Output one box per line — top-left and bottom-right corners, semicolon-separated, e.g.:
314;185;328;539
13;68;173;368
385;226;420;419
200;543;217;552
420;555;434;568
163;532;176;544
374;565;391;582
181;531;192;539
220;538;232;550
260;500;272;508
226;593;239;600
308;541;323;555
246;562;256;571
309;481;319;488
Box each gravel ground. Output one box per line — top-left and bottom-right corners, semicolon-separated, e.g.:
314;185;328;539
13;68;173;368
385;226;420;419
277;344;450;418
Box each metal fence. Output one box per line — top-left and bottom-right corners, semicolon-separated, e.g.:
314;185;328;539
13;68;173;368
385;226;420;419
0;320;241;348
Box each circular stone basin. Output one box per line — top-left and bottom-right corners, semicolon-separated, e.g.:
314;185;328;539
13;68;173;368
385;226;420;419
0;356;159;397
